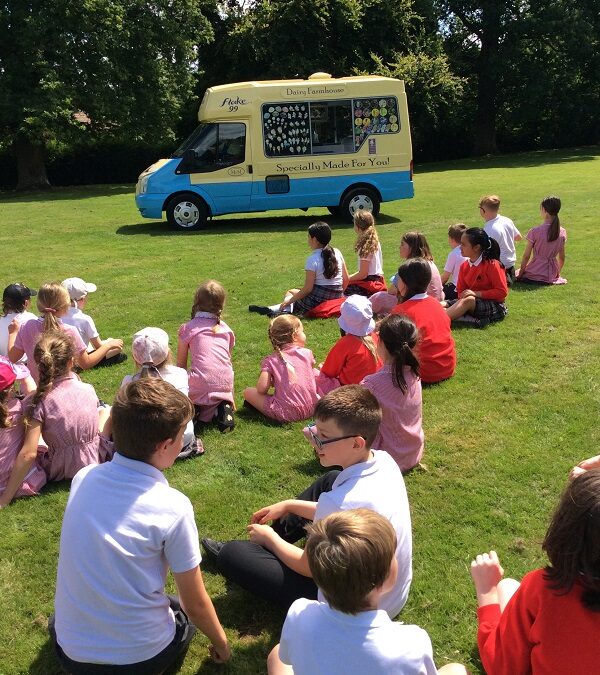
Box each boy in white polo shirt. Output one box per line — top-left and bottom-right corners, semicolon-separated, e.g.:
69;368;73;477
268;509;468;675
202;385;412;619
51;378;231;673
479;195;522;285
61;277;126;367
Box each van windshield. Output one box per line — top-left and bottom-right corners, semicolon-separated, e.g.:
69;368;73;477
172;124;217;158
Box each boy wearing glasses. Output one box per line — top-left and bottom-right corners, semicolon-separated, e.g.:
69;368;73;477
202;385;412;618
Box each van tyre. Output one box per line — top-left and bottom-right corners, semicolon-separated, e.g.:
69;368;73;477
166;194;207;231
327;206;341;218
340;188;380;222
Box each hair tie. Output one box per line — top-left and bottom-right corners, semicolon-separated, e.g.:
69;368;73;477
43;307;56;314
486;238;492;250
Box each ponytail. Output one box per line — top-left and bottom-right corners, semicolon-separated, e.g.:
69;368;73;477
36;283;70;334
133;363;163;381
360;334;379;366
268;315;302;383
308;221;339;279
378;315;419;393
541;195;562;242
25;331;74;426
464;227;501;262
354;211;379;258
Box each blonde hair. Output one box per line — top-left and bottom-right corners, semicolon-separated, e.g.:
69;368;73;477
25;331;75;426
36;283;70;333
305;509;397;614
191;280;226;333
353;211;379;258
360;335;379;365
479;194;501;212
268;314;303;383
0;387;13;429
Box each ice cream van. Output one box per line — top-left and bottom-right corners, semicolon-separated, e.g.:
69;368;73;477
135;73;413;230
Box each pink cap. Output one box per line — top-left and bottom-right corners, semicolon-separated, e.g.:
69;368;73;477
132;327;169;365
0;358;17;391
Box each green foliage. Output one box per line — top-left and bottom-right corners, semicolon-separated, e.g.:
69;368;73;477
0;147;599;673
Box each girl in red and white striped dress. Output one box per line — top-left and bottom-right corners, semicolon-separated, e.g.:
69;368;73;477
361;314;424;472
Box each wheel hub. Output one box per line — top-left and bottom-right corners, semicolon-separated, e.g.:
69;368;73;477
173;201;200;228
348;194;374;215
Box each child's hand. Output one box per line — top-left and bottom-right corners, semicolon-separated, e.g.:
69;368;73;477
459;289;476;299
570;455;600;480
109;338;124;350
251;501;288;524
209;641;232;664
470;550;504;607
247;523;278;548
7;319;19;334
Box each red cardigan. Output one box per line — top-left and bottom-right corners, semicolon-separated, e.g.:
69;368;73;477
320;333;382;384
477;568;600;675
391;296;455;383
457;258;508;302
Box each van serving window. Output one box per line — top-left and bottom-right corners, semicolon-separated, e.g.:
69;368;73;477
262;97;399;158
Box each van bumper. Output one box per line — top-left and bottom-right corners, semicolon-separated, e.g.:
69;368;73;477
135;194;165;219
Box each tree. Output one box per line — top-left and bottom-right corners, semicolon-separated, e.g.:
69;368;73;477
0;0;212;190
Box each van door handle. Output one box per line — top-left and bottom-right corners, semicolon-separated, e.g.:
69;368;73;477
247;165;253;174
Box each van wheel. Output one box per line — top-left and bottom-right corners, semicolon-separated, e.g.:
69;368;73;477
166;194;207;231
340;188;380;222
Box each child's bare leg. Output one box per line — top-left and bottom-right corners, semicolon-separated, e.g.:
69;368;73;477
98;407;111;435
267;644;293;675
243;387;267;413
445;296;476;320
438;664;470;675
498;577;520;612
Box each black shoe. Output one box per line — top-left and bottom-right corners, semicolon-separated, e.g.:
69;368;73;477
97;352;128;367
201;538;225;564
248;304;272;315
215;401;235;433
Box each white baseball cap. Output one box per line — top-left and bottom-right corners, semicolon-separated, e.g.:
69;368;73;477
132;327;170;365
338;295;375;337
62;277;97;301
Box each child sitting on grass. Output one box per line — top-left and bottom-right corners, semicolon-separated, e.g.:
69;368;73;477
480;194;522;285
268;509;467;675
61;277;126;366
51;378;231;672
470;471;600;675
441;223;468;300
344;211;386;297
201;385;413;618
316;295;381;396
243;315;318;423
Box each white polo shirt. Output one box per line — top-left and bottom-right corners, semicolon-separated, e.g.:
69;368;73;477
0;311;37;359
484;215;521;268
54;453;201;665
315;450;412;618
62;306;99;347
305;248;346;286
444;246;468;285
279;598;437;675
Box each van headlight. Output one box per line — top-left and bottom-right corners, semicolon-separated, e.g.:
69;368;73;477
138;175;149;194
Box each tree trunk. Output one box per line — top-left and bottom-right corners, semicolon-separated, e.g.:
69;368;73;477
14;136;51;191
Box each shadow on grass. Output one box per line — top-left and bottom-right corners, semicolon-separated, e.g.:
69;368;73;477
28;638;62;675
116;212;400;237
511;281;551;293
0;184;133;202
415;146;599;174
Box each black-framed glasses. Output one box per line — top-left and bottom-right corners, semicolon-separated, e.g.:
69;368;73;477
307;423;360;451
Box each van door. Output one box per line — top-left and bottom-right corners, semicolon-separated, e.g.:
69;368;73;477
176;122;252;215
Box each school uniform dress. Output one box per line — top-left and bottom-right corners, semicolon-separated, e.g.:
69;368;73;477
294;248;346;315
361;365;424;471
178;312;235;422
279;599;437;675
344;245;386;297
13;318;87;383
477;569;600;675
26;373;112;481
260;346;319;422
316;333;382;396
454;256;508;322
215;450;412;618
520;222;567;284
0;397;47;499
391;295;456;383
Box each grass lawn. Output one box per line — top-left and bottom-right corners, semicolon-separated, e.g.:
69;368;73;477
1;146;599;674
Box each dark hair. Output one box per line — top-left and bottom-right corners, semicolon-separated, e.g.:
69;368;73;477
396;258;432;300
541;196;562;242
2;298;25;315
305;509;396;614
111;378;193;462
401;232;433;261
308;221;339;279
464;227;501;262
543;470;600;612
378;315;419;392
448;223;467;243
26;331;75;426
314;384;381;447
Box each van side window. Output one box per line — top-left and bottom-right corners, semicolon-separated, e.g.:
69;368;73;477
263;103;311;157
176;123;245;174
310;101;353;155
353;97;400;150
